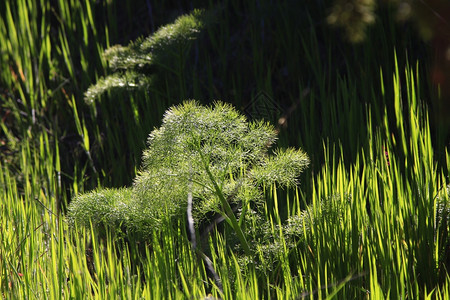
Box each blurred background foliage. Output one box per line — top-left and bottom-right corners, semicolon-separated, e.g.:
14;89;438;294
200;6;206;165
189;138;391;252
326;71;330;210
328;0;450;130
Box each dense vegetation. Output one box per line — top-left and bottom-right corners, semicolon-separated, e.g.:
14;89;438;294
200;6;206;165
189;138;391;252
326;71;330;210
1;0;449;298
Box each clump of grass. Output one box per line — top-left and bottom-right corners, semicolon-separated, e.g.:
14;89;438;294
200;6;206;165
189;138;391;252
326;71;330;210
2;60;449;300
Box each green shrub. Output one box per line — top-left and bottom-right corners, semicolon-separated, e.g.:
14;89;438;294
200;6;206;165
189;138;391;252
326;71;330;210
84;9;209;103
67;101;309;242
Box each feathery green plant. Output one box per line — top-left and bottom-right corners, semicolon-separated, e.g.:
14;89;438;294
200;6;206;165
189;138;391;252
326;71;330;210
84;9;208;103
68;101;309;247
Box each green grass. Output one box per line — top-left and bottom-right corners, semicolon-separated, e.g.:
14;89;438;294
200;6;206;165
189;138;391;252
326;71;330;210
1;0;449;298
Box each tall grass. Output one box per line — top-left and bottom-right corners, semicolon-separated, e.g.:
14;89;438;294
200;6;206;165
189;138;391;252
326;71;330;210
2;60;449;298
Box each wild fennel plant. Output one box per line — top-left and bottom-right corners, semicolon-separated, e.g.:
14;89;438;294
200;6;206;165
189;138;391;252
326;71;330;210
84;9;209;103
68;101;309;255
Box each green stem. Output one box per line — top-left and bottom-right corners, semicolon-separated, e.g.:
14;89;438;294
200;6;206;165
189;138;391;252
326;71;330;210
198;149;253;258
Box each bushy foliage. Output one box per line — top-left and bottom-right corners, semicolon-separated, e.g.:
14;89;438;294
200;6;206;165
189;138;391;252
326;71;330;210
231;193;355;274
84;9;209;103
67;101;309;241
